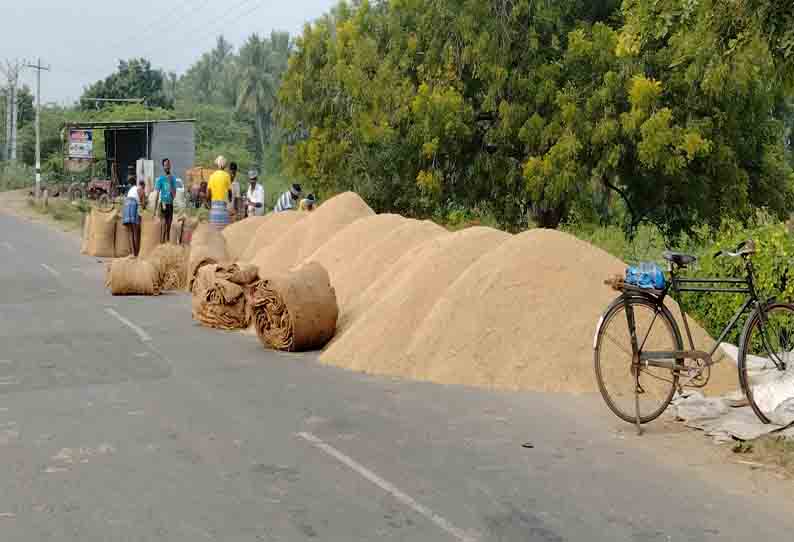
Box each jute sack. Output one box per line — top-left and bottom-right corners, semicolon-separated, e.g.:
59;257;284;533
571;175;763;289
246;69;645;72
86;208;117;257
147;244;188;291
181;216;200;245
107;257;161;296
169;214;186;245
216;263;259;286
191;264;248;330
139;213;162;258
188;228;229;291
251;262;338;352
114;217;132;258
80;212;92;255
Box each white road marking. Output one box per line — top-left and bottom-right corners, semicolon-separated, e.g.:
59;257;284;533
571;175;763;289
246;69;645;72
296;432;478;542
105;308;152;343
41;263;60;278
1;241;13;251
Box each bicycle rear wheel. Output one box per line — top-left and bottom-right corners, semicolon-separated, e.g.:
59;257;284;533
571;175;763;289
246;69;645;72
738;303;794;424
595;297;682;424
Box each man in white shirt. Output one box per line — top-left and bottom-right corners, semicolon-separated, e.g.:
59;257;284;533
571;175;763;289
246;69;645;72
246;170;266;216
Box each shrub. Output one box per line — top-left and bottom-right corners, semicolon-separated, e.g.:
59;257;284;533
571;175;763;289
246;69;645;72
679;214;794;342
0;162;34;191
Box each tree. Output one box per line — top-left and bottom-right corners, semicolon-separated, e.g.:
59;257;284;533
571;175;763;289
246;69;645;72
178;36;239;108
279;0;793;237
237;31;291;162
80;58;173;110
279;0;621;225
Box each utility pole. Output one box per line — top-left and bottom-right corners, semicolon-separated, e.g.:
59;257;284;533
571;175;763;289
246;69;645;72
25;59;50;197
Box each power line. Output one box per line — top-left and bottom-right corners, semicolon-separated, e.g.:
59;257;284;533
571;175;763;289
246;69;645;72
137;0;264;63
107;0;213;53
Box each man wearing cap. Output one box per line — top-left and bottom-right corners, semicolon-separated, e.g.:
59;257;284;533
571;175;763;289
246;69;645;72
207;156;232;230
246;170;266;217
274;183;302;212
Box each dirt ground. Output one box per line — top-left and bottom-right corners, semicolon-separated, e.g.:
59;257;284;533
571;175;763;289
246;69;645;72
0;189;82;237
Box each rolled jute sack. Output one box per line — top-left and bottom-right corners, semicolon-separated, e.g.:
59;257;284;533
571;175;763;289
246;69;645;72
251;262;338;352
139;213;163;258
188;228;229;291
107;257;161;296
147;243;189;291
86;208;117;257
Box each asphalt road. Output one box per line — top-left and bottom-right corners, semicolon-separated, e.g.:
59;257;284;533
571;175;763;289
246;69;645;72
0;209;792;541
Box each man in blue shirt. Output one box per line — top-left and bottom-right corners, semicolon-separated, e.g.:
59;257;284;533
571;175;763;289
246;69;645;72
155;158;177;243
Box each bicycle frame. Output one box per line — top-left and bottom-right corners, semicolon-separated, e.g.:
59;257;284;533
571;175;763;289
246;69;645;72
628;258;766;372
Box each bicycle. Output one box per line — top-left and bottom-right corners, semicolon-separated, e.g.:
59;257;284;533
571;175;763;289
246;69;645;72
593;240;794;433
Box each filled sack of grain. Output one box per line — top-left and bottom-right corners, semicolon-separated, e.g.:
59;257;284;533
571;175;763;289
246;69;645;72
139;213;163;258
107;256;160;296
85;208;117;257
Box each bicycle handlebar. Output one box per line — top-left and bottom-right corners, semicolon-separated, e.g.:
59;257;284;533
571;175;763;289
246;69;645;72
715;239;756;259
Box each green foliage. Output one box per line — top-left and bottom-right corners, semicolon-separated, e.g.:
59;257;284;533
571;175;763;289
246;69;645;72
278;0;794;236
679;213;794;342
80;58;173;110
178;36;239;108
237;31;292;162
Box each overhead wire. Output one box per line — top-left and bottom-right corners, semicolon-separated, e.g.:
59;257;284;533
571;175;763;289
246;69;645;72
107;0;212;53
136;0;266;66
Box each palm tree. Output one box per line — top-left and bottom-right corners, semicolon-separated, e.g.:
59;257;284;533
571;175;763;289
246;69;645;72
237;32;291;161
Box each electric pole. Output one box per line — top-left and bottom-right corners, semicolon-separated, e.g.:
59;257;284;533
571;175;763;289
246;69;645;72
25;59;50;197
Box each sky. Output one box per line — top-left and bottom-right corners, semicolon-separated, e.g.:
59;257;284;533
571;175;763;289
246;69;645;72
1;0;338;105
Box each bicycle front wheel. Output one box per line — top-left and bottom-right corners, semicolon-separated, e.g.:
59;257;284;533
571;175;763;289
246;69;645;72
595;297;682;424
738;303;794;424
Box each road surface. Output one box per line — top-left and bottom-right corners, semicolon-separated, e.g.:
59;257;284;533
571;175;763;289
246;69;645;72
0;209;792;541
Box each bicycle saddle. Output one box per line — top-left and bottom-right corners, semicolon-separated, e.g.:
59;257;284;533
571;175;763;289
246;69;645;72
662;251;697;267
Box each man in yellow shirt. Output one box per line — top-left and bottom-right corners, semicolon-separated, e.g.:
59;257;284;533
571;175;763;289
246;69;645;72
207;156;232;230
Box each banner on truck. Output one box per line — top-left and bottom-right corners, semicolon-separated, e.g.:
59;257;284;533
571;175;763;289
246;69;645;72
68;129;93;159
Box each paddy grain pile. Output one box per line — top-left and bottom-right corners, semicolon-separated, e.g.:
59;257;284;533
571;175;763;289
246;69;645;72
250;192;373;276
140;190;735;396
222;216;271;260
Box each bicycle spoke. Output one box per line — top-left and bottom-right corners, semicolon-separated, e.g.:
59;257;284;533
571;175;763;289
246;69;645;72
604;331;632;358
638;309;661;352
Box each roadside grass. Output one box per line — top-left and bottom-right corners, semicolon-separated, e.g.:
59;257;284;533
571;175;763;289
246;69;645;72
26;197;89;230
0;163;34;192
732;436;794;478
